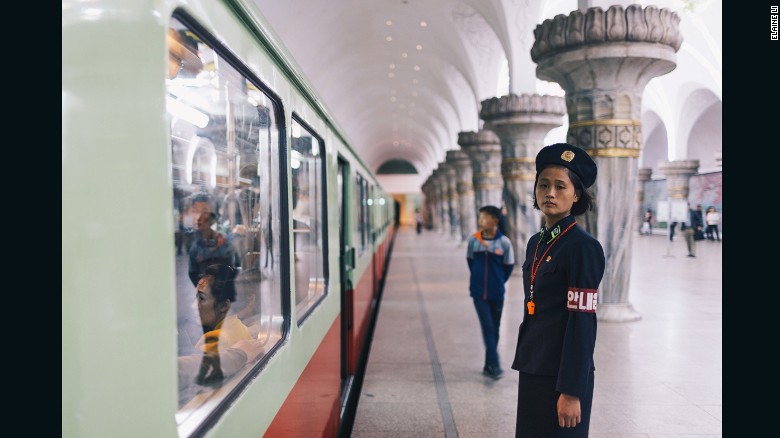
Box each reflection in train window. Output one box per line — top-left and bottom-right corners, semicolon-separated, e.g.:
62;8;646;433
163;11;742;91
291;116;328;322
167;17;285;435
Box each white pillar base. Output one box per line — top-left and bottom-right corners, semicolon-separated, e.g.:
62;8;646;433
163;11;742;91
597;302;642;322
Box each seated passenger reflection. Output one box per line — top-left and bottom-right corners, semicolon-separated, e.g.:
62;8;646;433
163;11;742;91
178;264;265;400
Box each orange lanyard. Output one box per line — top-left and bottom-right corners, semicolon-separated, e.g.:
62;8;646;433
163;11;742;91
527;221;576;315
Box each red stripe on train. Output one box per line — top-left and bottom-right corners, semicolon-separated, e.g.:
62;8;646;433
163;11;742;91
266;263;377;436
264;317;341;437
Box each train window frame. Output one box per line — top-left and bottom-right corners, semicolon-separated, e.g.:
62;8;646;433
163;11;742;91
167;10;292;437
290;113;329;326
354;172;366;255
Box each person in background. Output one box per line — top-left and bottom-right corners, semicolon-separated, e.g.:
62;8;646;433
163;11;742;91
189;211;238;286
512;143;605;437
415;209;424;234
466;205;515;380
705;206;721;241
682;203;704;257
641;208;653;235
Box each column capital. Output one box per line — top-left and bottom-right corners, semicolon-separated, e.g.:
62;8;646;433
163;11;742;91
658;159;700;178
479;93;567;123
532;5;681;123
659;159;699;200
457;130;502;163
457;129;500;147
531;5;683;63
445;148;470;165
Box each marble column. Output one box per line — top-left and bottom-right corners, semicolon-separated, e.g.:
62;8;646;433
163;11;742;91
421;178;436;230
434;165;452;235
637;167;652;231
480;93;567;266
659;159;699;204
429;169;442;232
440;161;460;239
531;4;682;322
448;149;477;240
458;130;504;210
444;150;467;240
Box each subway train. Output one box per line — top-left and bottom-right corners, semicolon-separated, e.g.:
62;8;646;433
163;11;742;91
62;1;397;436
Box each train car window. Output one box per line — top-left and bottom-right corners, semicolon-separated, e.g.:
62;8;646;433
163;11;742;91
368;184;375;242
363;179;371;245
354;173;365;254
167;17;286;433
291;116;328;322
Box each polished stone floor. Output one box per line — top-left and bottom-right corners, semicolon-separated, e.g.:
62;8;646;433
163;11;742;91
351;225;722;437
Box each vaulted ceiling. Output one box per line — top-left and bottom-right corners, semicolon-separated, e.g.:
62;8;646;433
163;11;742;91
253;0;556;180
252;0;722;191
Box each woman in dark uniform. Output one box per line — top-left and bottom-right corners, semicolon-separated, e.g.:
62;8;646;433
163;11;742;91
511;143;606;437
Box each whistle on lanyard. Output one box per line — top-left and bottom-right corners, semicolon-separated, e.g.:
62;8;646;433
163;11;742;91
527;301;535;315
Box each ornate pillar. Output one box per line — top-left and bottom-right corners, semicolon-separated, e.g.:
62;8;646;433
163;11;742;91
637;167;652;230
480;93;566;266
448;149;476;240
458;130;504;210
659;160;699;202
440;161;460;240
532;4;682;322
433;165;451;235
444;150;466;240
421;178;435;230
429;169;442;232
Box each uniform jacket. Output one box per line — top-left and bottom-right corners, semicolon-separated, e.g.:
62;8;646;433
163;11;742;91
466;229;514;300
511;214;605;399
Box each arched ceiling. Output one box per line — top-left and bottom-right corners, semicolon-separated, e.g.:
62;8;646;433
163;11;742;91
252;0;546;178
252;0;722;191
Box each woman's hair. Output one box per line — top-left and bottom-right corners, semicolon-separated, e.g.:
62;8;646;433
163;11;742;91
203;264;237;303
532;166;594;216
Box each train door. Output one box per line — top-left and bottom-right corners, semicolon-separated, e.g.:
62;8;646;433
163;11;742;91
337;157;355;417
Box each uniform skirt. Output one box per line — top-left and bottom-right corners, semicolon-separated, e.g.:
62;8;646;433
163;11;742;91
515;371;594;438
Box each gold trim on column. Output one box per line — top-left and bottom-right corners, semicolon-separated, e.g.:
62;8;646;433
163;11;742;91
475;183;503;190
502;157;536;163
586;147;641;158
473;172;502;178
569;119;641;128
504;174;537;181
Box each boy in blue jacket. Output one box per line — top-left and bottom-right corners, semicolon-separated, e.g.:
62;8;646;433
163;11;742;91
466;205;515;379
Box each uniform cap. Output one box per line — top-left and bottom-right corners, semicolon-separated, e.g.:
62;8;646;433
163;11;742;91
535;143;597;188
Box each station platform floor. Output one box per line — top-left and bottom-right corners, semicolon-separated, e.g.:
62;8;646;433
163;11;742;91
351;225;722;438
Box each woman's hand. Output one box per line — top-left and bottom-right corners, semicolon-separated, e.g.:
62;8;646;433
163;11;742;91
557;393;581;428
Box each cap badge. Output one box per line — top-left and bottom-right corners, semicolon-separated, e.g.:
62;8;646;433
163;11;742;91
561;150;575;162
